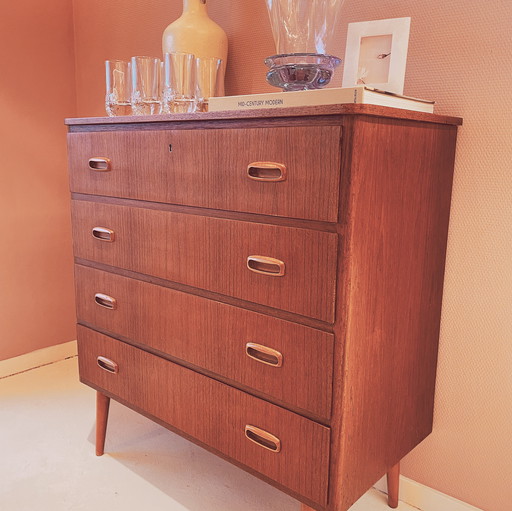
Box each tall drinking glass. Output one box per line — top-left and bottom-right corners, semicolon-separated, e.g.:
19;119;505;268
195;57;222;112
163;52;196;114
105;60;131;116
131;56;162;115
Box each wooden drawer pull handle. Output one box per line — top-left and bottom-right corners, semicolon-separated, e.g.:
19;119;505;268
247;256;285;277
94;293;117;310
246;343;283;367
245;425;281;453
97;356;119;374
92;227;115;242
88;157;111;172
247;162;286;182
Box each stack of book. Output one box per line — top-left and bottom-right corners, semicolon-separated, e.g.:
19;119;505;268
208;86;435;114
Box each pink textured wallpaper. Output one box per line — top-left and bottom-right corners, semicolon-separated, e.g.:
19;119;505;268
0;0;77;360
340;4;512;511
71;1;512;510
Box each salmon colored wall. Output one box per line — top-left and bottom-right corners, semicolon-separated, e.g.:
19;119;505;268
72;1;512;510
0;1;77;361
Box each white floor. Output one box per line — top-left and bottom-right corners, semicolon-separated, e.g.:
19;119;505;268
0;358;418;511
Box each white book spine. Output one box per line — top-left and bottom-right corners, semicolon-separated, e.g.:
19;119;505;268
208;88;360;112
207;87;434;114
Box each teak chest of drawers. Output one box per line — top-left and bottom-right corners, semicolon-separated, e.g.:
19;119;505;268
66;105;461;511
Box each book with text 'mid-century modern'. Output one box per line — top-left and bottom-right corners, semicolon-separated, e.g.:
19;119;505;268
207;86;435;114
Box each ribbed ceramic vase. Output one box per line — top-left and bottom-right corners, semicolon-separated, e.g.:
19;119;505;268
162;0;228;96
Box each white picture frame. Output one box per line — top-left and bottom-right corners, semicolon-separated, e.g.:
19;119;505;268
342;17;411;95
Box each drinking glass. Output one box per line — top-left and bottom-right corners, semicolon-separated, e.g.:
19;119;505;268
195;57;222;112
130;56;162;115
162;52;196;114
105;60;131;116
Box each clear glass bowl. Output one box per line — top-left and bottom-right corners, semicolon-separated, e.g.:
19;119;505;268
265;53;341;91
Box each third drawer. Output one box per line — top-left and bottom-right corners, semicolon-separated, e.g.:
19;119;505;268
75;265;334;421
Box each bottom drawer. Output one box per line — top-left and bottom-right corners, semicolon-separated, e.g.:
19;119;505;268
77;326;330;506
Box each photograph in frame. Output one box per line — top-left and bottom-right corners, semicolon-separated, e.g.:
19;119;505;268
342;17;411;95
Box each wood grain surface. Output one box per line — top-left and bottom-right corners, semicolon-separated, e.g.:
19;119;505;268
74;258;332;332
68;125;342;222
71;199;338;322
71;192;338;233
77;325;331;506
68;108;460;511
328;116;458;510
95;391;110;456
65;103;462;127
387;462;400;508
74;264;334;420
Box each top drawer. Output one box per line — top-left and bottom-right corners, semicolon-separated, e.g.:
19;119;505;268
68;126;342;222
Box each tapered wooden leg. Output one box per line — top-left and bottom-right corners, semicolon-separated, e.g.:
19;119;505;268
301;505;315;511
95;391;110;456
386;462;400;508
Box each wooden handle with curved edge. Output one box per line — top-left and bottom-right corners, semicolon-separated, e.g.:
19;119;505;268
97;356;119;374
92;227;115;242
94;293;117;310
88;157;111;171
244;425;281;453
247;162;287;182
247;255;285;276
246;343;283;367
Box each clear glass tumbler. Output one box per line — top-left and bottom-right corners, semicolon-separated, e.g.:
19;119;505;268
131;56;162;115
162;52;196;114
105;60;131;116
195;57;222;112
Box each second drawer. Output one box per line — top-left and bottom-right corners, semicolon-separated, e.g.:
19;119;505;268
75;265;334;420
71;199;338;322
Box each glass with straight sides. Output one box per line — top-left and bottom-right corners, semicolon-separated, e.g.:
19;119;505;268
195;57;222;112
163;52;196;114
131;56;162;115
105;60;131;116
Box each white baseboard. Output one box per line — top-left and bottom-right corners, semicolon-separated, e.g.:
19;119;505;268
374;475;483;511
0;340;78;379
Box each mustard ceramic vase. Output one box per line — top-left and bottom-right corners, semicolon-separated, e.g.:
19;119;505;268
162;0;228;95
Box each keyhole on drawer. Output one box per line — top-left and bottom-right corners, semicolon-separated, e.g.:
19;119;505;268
169;144;172;152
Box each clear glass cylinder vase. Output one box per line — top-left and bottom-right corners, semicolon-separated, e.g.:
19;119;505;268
264;0;345;91
265;0;344;55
